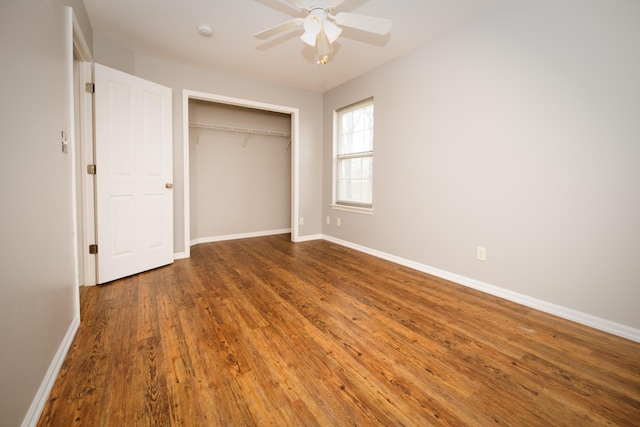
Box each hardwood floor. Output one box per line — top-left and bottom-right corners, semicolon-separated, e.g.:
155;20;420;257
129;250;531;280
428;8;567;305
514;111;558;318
38;234;640;426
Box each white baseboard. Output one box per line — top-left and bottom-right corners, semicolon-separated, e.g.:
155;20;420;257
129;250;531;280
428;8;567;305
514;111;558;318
22;314;80;427
173;251;189;260
295;233;323;242
321;235;640;343
190;228;292;246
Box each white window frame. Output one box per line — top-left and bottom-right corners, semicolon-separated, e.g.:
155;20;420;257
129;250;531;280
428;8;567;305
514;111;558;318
331;98;374;215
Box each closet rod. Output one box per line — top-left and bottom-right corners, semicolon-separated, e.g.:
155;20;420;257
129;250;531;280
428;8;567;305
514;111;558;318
189;122;291;138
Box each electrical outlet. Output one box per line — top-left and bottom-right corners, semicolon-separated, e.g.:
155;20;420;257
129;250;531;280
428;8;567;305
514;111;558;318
326;216;331;225
336;218;341;227
299;217;304;226
476;246;486;261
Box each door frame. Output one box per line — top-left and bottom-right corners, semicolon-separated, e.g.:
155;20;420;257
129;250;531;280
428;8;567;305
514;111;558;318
181;90;300;258
70;8;95;287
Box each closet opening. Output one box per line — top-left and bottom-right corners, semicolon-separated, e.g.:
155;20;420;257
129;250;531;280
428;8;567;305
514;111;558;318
182;91;300;256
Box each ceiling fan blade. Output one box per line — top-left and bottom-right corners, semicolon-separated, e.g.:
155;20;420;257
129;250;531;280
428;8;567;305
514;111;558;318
333;12;392;35
266;0;304;12
324;0;348;9
254;18;304;39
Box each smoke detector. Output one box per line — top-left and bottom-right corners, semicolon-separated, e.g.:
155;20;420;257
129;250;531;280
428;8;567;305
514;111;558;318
197;24;213;37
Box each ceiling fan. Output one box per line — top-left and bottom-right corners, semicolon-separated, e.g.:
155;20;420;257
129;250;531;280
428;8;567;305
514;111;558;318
254;0;392;65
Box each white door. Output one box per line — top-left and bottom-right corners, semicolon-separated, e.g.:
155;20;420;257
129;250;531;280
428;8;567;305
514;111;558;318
95;64;173;284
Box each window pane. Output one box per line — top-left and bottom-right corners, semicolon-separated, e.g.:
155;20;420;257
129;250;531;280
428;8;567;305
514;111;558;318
337;156;372;204
353;108;364;132
352;131;365;153
341;112;352;138
338;159;349;179
365;105;373;128
338;102;374;156
338;179;348;199
339;133;352;155
364;128;373;152
362;157;372;178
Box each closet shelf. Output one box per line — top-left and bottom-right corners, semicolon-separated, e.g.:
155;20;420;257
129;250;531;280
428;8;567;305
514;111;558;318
190;122;291;138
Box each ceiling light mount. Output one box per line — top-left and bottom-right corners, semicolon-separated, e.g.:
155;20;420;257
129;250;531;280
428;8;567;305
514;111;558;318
197;24;213;37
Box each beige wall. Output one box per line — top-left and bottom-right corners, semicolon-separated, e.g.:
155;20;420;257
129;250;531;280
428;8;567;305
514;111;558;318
93;33;135;75
0;0;92;425
323;0;640;330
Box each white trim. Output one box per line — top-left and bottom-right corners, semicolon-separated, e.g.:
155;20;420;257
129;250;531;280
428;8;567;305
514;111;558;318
77;61;96;286
320;234;640;343
173;251;189;260
71;12;91;61
191;229;292;246
296;233;323;242
182;90;301;254
71;7;95;286
67;8;79;291
21;314;80;427
291;109;300;242
181;92;191;258
330;204;374;215
332;110;338;209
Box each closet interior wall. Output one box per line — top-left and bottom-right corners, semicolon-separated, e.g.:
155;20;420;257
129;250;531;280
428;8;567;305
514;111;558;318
189;100;292;244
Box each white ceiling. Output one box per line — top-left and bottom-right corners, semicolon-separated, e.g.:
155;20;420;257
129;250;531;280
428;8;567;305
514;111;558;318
83;0;513;93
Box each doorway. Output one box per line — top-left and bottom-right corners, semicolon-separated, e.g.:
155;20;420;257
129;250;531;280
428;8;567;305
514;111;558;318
189;100;292;244
182;91;300;257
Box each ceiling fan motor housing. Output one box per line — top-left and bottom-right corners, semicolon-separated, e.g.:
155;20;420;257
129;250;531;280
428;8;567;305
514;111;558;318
308;7;329;21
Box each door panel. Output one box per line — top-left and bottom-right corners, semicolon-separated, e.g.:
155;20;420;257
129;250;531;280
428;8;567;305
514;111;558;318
95;64;173;284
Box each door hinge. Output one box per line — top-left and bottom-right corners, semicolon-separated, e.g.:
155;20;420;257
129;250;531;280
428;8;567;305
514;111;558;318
89;244;98;255
86;82;95;93
87;164;96;175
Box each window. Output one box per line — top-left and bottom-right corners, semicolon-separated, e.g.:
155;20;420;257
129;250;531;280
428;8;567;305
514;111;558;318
333;98;374;211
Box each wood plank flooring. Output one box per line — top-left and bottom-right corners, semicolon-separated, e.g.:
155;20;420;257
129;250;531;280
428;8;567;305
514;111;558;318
38;234;640;426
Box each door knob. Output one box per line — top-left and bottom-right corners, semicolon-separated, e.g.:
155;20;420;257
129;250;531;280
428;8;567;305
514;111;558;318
165;183;173;189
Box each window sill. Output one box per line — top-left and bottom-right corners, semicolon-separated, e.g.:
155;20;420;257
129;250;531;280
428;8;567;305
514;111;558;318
330;204;374;215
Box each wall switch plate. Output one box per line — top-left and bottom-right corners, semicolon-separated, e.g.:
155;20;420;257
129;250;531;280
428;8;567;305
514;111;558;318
476;246;486;261
61;130;69;154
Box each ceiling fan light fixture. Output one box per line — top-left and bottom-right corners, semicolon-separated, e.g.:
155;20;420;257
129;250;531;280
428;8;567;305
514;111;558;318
316;30;332;65
254;1;393;65
300;15;322;46
323;20;342;43
300;29;318;46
